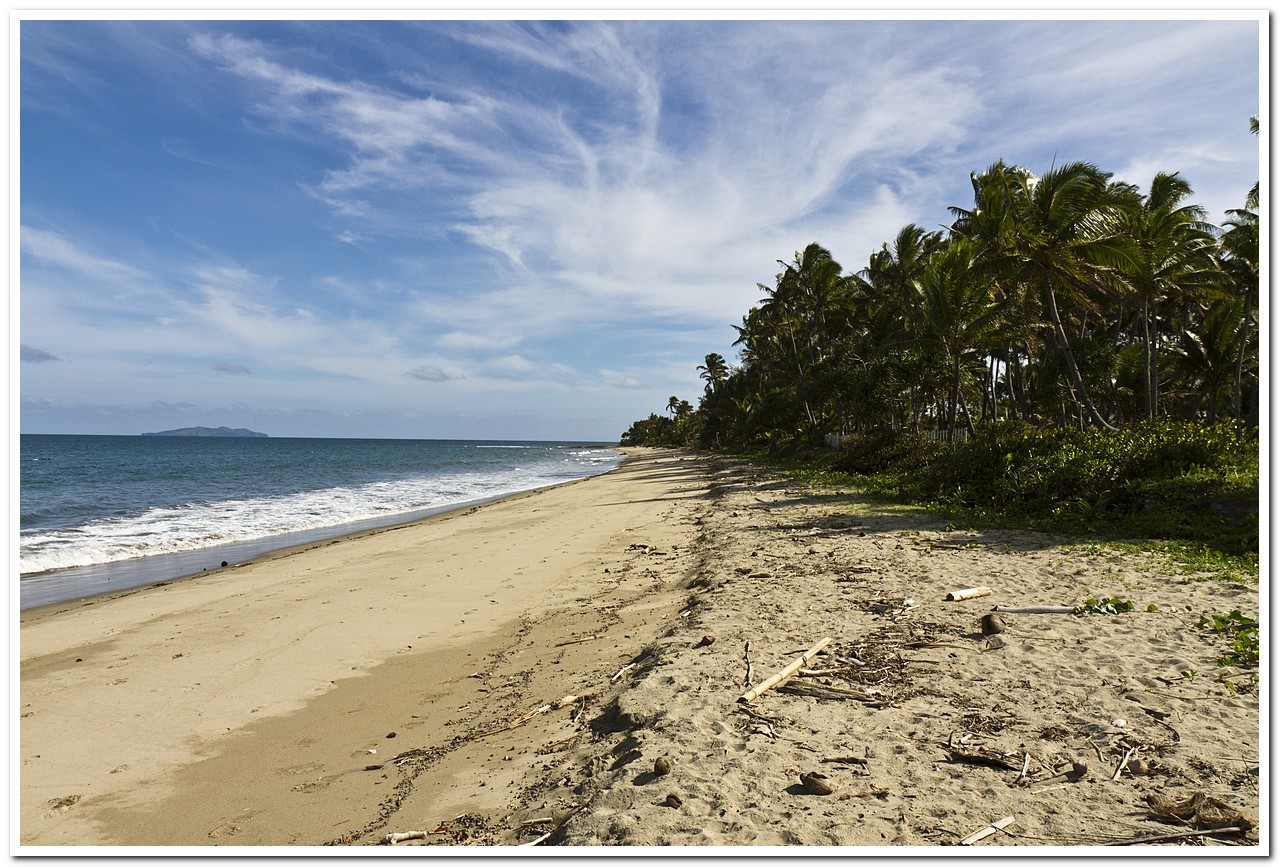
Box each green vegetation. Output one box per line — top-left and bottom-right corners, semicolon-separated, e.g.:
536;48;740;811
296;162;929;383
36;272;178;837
1196;610;1260;668
1073;597;1136;616
623;136;1259;570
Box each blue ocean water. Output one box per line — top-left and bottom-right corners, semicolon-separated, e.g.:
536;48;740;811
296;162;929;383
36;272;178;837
19;435;622;607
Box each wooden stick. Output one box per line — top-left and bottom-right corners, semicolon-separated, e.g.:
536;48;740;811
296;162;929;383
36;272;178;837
739;638;833;703
1111;747;1137;781
1017;752;1031;783
517;816;554;828
520;830;553;847
1101;826;1245;846
743;641;754;688
474;704;552;738
991;605;1074;614
945;586;992;602
383;830;428;844
960;816;1015;845
611;663;636;683
554;635;601;647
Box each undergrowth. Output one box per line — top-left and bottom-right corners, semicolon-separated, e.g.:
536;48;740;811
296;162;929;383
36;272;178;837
755;419;1258;579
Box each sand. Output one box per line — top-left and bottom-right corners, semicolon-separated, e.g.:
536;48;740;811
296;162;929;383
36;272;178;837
18;449;1262;851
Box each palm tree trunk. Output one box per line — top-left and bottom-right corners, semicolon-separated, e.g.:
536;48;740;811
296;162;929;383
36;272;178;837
1040;276;1115;431
1233;289;1253;434
1141;300;1156;420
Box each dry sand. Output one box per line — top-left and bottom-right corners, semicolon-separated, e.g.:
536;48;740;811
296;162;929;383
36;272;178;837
18;448;1262;851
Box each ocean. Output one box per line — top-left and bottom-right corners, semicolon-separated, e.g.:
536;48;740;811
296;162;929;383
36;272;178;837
19;435;623;609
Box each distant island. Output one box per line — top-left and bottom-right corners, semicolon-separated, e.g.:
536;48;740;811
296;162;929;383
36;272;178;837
141;426;268;438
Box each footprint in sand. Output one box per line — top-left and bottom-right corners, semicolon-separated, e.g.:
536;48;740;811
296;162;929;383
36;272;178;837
208;812;256;838
276;762;326;777
292;776;336;794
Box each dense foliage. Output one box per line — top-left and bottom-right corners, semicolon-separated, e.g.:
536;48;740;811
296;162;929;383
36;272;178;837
624;143;1259;451
622;139;1260;559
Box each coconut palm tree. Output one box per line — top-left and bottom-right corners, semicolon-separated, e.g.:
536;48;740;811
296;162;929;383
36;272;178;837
1001;161;1137;430
1219;206;1259;428
696;352;729;394
916;238;1006;440
1120;172;1221;418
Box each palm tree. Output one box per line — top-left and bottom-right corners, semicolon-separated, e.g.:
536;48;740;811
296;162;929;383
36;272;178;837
1003;162;1136;430
1121;172;1221;418
1174;298;1245;422
916;238;1006;440
697;352;729;394
1219;206;1259;427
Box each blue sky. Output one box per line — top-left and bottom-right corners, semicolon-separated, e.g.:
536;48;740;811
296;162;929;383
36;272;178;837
19;16;1262;441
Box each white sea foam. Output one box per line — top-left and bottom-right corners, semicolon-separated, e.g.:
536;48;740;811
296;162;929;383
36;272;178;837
20;450;622;574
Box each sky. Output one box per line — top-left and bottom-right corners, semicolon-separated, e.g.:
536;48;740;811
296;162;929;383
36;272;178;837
17;14;1264;441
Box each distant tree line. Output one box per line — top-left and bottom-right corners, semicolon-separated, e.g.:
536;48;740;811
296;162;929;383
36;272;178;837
624;130;1260;452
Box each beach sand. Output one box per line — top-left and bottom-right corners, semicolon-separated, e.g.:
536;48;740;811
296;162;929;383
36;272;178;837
18;449;1261;850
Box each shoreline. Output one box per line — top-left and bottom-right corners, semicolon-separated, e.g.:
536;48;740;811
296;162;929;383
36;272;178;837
19;447;712;849
19;453;625;611
19;448;1260;850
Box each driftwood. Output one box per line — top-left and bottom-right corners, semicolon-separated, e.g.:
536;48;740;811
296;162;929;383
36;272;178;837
474;704;552;738
382;830;429;844
743;641;755;688
778;681;887;705
554;635;601;647
991;605;1074;614
518;800;592;846
945;586;992;602
738;637;832;703
611;663;636;683
960;816;1015;845
1017;752;1031;783
1101;826;1247;846
947;747;1022;772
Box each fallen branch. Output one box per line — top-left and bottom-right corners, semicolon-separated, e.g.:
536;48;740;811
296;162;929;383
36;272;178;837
991;605;1074;614
945;586;992;602
960;816;1015;845
517;799;592;846
1101;826;1246;846
474;704;552;738
739;637;832;703
555;635;601;647
778;680;888;705
946;747;1023;772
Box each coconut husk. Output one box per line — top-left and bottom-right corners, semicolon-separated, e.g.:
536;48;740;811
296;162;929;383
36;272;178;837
1145;792;1254;832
